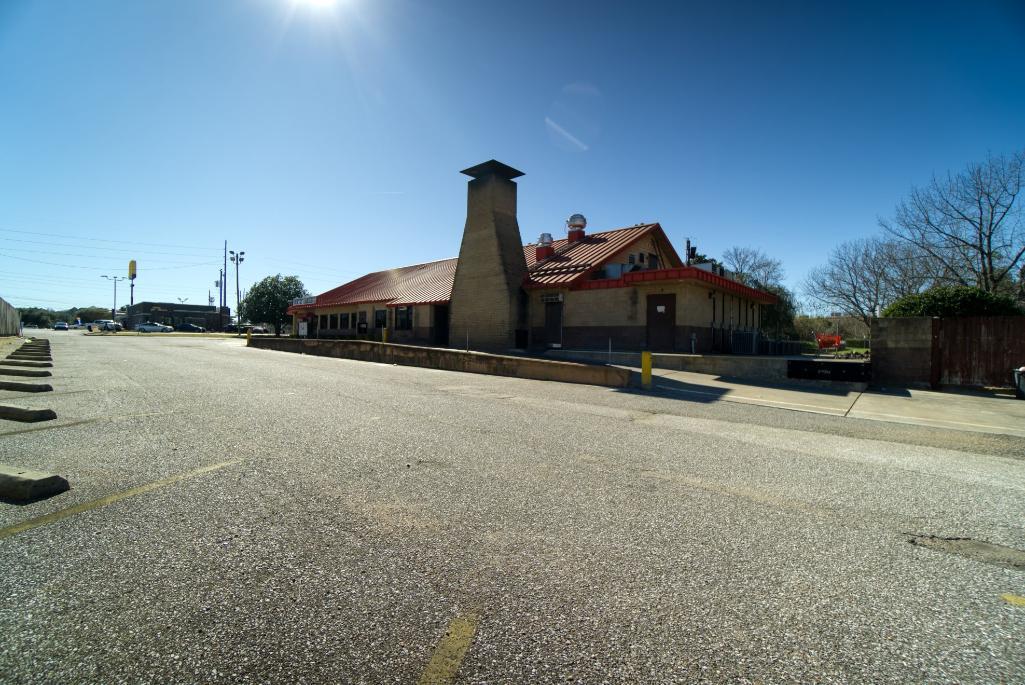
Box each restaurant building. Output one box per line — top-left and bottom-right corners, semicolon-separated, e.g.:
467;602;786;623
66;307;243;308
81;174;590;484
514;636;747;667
287;160;775;353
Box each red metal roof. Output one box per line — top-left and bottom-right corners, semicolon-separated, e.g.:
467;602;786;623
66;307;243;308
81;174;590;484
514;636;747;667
287;223;772;312
287;258;457;313
523;223;681;287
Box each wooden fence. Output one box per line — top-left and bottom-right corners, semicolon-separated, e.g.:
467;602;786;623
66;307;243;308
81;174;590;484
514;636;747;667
0;297;19;336
872;316;1025;388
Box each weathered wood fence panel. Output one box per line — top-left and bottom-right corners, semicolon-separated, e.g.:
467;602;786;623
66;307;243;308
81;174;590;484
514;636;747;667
0;297;19;336
872;316;1025;388
938;316;1025;387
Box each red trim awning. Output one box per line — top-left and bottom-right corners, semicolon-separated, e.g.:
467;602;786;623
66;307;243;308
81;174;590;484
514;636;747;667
567;266;778;304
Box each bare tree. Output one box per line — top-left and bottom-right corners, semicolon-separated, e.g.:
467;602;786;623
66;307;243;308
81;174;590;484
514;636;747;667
802;237;928;327
881;150;1024;293
722;246;784;287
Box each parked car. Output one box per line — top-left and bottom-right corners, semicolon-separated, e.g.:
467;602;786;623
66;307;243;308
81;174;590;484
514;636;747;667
53;321;69;331
89;320;122;332
250;325;268;333
175;323;206;333
136;322;173;332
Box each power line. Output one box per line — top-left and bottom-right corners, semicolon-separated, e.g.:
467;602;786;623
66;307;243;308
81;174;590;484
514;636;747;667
0;245;225;266
0;227;223;252
2;236;223;258
0;252;221;271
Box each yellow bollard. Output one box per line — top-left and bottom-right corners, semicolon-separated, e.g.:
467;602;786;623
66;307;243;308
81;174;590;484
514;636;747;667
381;327;388;344
641;351;652;390
246;329;252;345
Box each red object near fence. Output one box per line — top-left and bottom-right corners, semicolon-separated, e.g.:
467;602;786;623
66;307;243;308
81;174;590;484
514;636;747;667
815;333;843;349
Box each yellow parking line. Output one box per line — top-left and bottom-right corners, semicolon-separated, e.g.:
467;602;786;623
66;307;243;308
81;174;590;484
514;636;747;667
417;612;480;685
1002;593;1025;607
0;460;239;540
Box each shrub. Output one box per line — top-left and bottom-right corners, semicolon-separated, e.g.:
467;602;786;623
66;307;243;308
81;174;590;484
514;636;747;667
882;286;1022;318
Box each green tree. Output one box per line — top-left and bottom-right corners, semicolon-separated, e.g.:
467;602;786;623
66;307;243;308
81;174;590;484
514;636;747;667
758;285;798;338
882;286;1022;318
18;307;54;328
75;306;111;322
239;275;309;336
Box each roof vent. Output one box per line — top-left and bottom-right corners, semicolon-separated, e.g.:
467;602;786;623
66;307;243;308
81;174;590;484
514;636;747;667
536;233;555;261
567;214;586;243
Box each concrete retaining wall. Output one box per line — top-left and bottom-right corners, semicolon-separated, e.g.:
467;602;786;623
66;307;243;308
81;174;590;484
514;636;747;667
249;338;631;388
544;349;790;382
0;297;19;336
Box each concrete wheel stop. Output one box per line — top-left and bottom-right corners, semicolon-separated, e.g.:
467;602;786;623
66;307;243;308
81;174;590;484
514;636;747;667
0;406;58;422
0;368;52;378
0;380;53;393
0;360;53;368
0;465;70;502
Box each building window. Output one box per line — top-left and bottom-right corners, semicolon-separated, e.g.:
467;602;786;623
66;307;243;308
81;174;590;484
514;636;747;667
340;313;350;329
329;314;337;329
638;253;645;264
358;311;367;324
628;254;635;265
649;253;659;269
394;306;413;330
374;309;387;329
319;315;327;329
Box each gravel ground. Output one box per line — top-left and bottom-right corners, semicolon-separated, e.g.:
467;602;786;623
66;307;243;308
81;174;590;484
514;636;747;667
1;332;1023;684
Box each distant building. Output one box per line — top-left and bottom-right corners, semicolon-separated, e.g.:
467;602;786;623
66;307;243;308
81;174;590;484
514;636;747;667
124;302;230;331
287;160;776;353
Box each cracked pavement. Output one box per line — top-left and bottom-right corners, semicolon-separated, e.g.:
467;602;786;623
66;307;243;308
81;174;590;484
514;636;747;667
1;332;1023;683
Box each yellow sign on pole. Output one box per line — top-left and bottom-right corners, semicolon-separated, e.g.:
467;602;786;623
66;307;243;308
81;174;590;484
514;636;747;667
128;260;137;279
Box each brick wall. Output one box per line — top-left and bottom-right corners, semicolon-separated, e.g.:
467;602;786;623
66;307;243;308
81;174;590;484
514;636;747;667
529;281;759;352
449;173;528;351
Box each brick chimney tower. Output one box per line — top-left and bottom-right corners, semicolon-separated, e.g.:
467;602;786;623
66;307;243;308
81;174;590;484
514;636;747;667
449;160;528;351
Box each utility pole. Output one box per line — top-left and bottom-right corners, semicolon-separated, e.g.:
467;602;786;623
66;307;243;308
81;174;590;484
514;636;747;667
217;269;224;331
223;240;228;312
101;275;127;320
230;249;245;337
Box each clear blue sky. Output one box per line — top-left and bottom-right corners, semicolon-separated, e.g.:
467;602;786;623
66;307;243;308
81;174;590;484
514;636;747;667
2;0;1023;313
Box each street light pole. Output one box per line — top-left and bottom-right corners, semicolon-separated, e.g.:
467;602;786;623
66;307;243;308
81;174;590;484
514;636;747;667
229;250;245;337
101;275;127;320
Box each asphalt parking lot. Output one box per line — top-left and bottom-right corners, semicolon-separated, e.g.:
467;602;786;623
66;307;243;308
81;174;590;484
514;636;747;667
1;332;1023;683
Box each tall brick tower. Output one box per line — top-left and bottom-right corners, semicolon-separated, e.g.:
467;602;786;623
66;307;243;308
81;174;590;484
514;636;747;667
449;160;528;351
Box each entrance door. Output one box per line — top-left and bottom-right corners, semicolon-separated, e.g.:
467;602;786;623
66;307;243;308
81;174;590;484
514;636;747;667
544;301;563;347
646;294;676;351
433;305;449;346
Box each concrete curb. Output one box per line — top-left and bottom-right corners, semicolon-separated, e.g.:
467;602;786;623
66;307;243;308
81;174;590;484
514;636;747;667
249;337;632;388
9;355;52;361
0;368;52;378
0;381;53;393
0;360;53;368
0;465;70;501
0;406;58;422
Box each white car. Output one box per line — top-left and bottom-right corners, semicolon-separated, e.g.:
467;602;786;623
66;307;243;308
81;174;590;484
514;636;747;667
136;322;173;333
90;320;123;331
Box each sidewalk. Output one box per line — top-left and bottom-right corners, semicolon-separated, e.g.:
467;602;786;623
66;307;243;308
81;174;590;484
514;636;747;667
649;368;1025;438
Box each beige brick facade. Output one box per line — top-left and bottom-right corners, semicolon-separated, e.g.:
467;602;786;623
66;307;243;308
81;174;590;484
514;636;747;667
449;166;527;351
